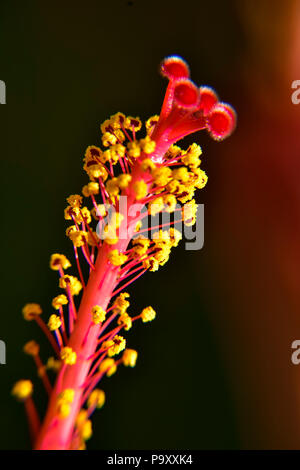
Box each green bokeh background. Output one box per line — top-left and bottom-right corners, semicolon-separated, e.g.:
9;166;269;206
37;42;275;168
1;0;299;450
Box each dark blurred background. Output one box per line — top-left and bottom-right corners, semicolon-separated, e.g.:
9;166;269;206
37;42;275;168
1;0;300;450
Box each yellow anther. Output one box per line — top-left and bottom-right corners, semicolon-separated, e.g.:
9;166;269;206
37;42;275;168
86;163;108;181
127;140;141;159
101;149;116;165
80;419;92;441
82;181;99;197
109;144;126;163
68;230;88;247
66;194;83;208
102;131;117;147
50;253;71;271
76;409;88;428
100;119;113;134
106;177;120;198
152;166;172;186
124;116;142;131
145;115;159;134
23;340;40;356
57;401;71;419
58;388;75;403
177;183;196;203
142;257;159;272
165;144;182;159
181;143;202;168
59;275;82;296
122;349;138;367
99;358;117;377
87;389;105;409
64;205;81;221
140;136;156;154
55;389;73;417
154;248;170;266
163;194;177;212
60;347;77;365
133;180;147;200
84;145;103;163
102;129;125;147
91;305;106;324
52;294;68;310
102;339;114;350
181;155;201;169
192;168;208;189
109;112;126;129
22;303;42;321
48;314;62;331
141;306;156;322
102;336;125;357
141;158;157;172
117;313;132;331
172;167;190;183
152;231;172;266
148;196;164;216
65;225;77;237
187;142;202;158
115;129;125;141
117;173;132;190
132;237;150;256
112;292;130;314
81;207;92;224
83;145;107;175
152;229;171;243
106;335;126;357
12;380;33;401
108;249;128;266
166;179;180;194
72;208;87;224
64;206;72;220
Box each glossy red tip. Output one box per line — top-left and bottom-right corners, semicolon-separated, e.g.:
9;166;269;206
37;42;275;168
173;79;200;109
160;56;190;81
207;103;236;141
198;86;219;116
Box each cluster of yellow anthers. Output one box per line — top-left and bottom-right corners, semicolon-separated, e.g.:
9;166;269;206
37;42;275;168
13;56;235;450
62;116;203;269
81;127;205;206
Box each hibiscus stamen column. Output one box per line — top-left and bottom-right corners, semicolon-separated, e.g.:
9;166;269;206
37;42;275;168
12;56;236;450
